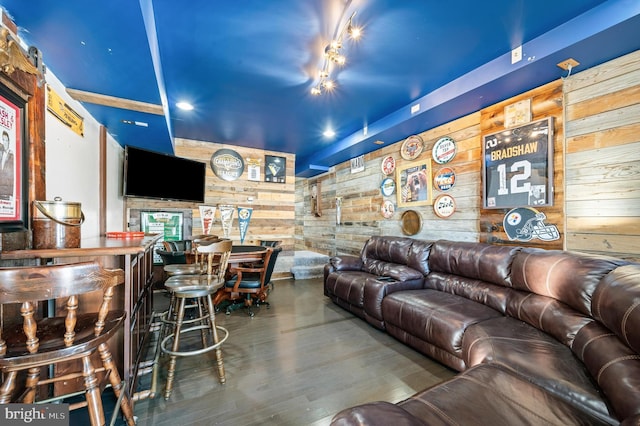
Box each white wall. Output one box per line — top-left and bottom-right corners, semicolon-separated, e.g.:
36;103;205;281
44;72;125;238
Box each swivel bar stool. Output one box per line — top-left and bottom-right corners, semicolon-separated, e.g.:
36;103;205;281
160;239;232;399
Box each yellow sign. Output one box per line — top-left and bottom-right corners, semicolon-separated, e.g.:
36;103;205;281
46;85;84;136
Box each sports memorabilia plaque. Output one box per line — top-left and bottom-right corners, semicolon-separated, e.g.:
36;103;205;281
482;117;554;209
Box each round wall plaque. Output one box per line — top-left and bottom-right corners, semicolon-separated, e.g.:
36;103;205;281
432;136;457;164
400;210;422;235
380;177;396;197
381;155;396;175
210;149;245;181
433;167;456;192
433;194;456;218
400;135;424;160
381;200;395;219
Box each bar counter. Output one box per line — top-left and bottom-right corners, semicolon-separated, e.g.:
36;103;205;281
1;234;162;404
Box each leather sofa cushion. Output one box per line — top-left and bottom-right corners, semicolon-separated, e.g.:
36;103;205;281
510;248;629;316
397;363;611;426
382;290;502;359
331;401;427;426
462;317;615;424
361;236;416;266
428;240;520;286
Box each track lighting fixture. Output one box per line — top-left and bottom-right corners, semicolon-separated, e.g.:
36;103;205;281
311;11;362;95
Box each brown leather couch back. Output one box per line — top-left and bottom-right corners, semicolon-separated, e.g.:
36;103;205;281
360;236;431;278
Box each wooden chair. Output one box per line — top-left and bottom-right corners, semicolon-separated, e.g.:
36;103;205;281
0;261;135;426
162;236;220;276
160;239;233;399
216;246;280;317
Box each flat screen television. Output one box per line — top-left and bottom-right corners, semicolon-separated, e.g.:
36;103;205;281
123;146;206;203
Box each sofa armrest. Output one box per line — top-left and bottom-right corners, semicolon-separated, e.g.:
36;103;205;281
329;255;364;272
363;277;425;327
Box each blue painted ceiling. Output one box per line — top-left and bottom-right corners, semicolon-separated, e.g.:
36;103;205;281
2;0;639;177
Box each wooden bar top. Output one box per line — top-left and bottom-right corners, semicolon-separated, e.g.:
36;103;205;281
0;234;162;260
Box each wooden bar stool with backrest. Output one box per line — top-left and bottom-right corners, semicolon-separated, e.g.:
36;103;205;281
0;261;136;426
160;239;232;399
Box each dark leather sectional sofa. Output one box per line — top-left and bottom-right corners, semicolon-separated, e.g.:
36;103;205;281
324;236;640;425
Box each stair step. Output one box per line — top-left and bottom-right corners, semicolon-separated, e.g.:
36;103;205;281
291;264;326;280
293;251;330;266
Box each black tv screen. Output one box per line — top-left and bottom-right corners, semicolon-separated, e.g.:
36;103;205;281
123;146;206;203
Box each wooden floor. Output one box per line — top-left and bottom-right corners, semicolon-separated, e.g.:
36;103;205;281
132;278;455;426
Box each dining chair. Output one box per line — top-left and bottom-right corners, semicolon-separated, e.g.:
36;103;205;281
0;261;135;426
160;239;233;399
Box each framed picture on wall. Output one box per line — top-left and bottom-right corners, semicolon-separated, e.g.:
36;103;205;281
396;159;432;208
0;85;27;231
482;117;554;209
265;155;286;183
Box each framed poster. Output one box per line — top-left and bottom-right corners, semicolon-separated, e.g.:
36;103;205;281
0;86;27;230
265;155;286;183
482;117;554;209
396;159;432;208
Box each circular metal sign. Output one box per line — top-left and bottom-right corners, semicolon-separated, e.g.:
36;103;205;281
381;155;396;175
210;149;244;181
381;200;395;219
433;167;456;192
432;136;457;164
380;177;396;197
433;194;456;218
400;135;424;160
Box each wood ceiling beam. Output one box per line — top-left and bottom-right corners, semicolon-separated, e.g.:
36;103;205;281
66;88;164;115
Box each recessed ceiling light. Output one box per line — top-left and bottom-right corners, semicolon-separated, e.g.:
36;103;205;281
176;101;194;111
323;129;336;138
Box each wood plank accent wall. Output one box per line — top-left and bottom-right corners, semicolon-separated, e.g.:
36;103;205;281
125;138;296;278
297;80;566;257
563;50;640;261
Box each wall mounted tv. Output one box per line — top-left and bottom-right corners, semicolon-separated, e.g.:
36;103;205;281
123;146;206;203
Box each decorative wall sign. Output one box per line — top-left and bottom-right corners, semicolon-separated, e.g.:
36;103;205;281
46;85;84;136
400;210;422;235
483;117;554;209
265;155;286;183
380;177;396;197
211;148;244;181
245;157;261;181
433;167;456;192
381;200;395;219
400;135;424;160
381;155;396;175
350;154;365;173
503;207;559;242
396;159;432;208
432;136;456;164
433;194;456;218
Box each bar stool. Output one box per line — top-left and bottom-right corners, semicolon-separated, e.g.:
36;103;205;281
160;239;232;399
163;235;219;277
0;261;136;426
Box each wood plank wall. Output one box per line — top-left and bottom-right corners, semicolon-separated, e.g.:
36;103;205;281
297;80;565;256
125;138;296;278
563;50;640;261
